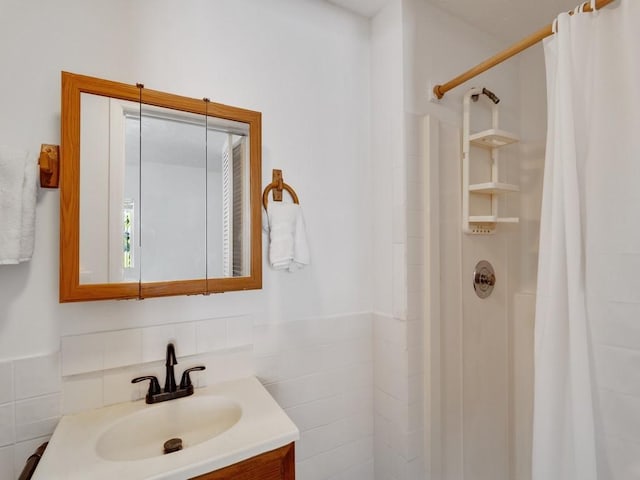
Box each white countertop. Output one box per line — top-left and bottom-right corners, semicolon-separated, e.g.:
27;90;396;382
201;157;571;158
33;376;299;480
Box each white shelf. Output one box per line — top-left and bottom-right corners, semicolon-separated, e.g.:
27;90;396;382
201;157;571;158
469;129;519;149
468;182;519;194
469;216;498;223
469;216;520;224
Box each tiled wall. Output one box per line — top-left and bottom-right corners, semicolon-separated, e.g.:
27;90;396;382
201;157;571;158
0;313;373;480
0;353;61;479
373;314;424;480
59;316;255;414
256;313;374;480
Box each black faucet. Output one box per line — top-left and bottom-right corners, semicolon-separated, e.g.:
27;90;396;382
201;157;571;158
132;343;205;404
164;343;178;393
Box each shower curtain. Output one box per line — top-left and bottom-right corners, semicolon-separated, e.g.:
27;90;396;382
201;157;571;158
533;1;640;479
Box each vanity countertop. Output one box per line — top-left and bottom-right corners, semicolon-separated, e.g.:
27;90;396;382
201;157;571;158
32;376;299;480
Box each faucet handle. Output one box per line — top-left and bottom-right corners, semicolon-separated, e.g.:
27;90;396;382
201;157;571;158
179;366;206;389
131;375;161;396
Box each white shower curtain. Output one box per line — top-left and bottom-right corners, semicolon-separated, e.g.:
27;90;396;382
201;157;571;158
534;1;640;479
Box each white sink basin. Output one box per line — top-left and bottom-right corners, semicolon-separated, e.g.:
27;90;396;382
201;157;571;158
32;377;299;480
96;395;242;461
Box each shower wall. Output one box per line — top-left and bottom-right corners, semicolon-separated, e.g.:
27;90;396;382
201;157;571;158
511;45;548;480
371;1;549;478
401;1;547;479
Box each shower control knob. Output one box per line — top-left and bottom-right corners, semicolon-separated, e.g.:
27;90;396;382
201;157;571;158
473;260;496;299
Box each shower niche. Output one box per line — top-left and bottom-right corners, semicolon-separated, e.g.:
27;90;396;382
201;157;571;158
462;87;519;234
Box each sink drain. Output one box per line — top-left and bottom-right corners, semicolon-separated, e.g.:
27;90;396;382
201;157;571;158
163;438;183;454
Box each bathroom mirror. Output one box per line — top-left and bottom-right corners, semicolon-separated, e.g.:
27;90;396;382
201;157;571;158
60;72;262;302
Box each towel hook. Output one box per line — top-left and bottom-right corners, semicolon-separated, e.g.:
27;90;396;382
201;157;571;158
262;169;299;209
39;144;59;188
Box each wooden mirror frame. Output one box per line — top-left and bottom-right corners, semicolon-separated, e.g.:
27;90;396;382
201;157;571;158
60;72;262;302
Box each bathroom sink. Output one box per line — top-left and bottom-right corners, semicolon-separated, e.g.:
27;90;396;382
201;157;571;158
95;395;242;461
32;376;299;480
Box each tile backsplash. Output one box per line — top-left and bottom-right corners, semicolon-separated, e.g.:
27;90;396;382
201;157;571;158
0;353;61;479
60;315;252;377
59;315;254;414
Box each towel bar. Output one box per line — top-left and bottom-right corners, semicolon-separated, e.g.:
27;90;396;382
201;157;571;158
262;169;299;209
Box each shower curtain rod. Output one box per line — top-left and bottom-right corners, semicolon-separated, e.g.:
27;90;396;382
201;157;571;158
432;0;616;99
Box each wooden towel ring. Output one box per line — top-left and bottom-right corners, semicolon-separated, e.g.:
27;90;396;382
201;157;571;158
262;169;300;209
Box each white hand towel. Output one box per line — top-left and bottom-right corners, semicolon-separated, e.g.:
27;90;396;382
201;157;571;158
265;203;310;272
20;154;38;262
0;145;36;264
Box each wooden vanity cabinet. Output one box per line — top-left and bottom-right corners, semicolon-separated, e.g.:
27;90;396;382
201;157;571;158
190;443;295;480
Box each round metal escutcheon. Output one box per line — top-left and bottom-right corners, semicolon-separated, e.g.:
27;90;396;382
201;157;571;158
473;260;496;299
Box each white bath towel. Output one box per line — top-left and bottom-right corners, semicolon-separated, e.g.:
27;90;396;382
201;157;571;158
0;145;37;264
264;203;309;272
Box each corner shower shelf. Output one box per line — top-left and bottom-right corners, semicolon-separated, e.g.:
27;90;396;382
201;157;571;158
468;182;519;194
469;129;519;148
469;216;519;224
462;87;520;235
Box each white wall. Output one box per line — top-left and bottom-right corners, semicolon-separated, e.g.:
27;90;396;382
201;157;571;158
0;0;374;478
0;0;372;356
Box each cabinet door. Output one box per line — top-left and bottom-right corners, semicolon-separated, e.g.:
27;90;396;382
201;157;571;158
190;443;294;480
139;103;207;285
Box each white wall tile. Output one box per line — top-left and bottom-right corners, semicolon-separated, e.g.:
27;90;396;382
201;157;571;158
344;387;372;417
253;354;281;385
61;334;103;376
252;324;282;356
280;320;317;348
392;246;407;320
14;394;60;426
407;179;423;211
337;313;372;342
407;264;424;294
328;459;374;480
407;236;424;266
13;436;50;479
13;353;60;400
297;437;373;480
266;372;337;409
0;404;15;447
280;346;327;381
141;323;197;363
0;445;14;480
226;316;253;346
407;209;424;237
15;417;59;443
195;318;228;353
298;422;347;460
285;395;346;432
406;318;423;350
62;374;102;415
198;348;253;387
393;165;406;208
103;367;145;406
393;205;407;244
0;363;13;405
103;329;142;370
